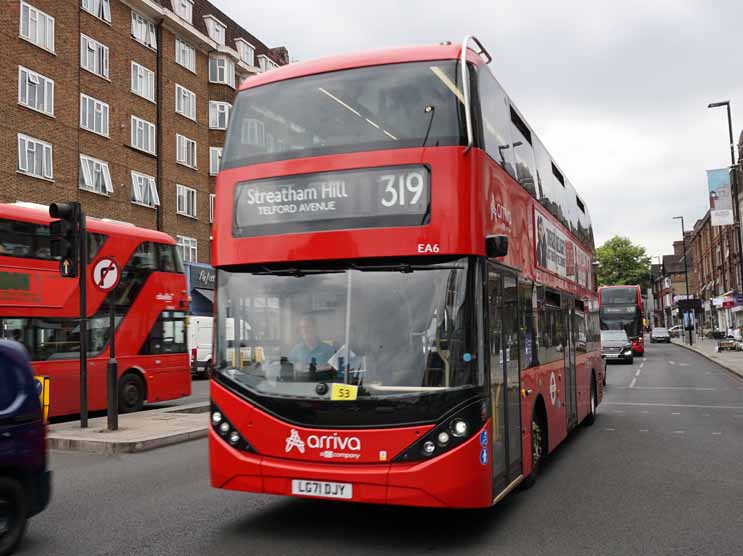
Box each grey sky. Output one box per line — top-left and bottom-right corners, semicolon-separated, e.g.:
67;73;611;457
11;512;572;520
213;0;743;257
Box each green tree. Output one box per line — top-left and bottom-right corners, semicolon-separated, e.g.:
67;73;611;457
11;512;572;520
596;236;652;288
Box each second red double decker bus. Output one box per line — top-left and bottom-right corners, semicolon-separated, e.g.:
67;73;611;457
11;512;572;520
209;37;604;508
598;285;645;355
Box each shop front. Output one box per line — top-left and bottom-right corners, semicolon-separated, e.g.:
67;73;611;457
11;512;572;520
187;263;215;316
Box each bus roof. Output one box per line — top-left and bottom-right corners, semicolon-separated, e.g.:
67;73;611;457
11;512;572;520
0;203;176;245
239;43;480;92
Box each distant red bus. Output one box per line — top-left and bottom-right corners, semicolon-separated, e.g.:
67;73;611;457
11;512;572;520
0;203;191;418
209;37;604;508
598;285;644;355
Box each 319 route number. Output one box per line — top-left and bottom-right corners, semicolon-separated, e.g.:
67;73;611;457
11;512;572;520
380;171;425;207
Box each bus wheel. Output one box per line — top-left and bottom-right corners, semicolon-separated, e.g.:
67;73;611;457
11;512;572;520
583;376;597;426
118;373;145;413
522;409;546;490
0;477;29;556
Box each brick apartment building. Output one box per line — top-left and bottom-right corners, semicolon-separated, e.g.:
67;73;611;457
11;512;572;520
0;0;288;268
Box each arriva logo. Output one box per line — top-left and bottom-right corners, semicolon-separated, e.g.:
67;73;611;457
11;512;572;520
284;429;362;454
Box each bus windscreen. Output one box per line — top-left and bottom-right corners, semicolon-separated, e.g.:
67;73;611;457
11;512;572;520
221;61;465;169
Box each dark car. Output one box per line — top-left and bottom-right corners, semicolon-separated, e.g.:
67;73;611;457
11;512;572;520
601;330;634;364
0;340;51;556
650;327;671;343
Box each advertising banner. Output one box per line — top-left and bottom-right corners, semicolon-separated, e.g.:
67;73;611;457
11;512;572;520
534;207;591;288
707;168;733;226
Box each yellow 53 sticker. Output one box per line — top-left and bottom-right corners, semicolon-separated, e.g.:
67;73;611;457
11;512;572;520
330;383;358;401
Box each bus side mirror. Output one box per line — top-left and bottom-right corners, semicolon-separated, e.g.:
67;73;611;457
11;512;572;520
485;235;509;258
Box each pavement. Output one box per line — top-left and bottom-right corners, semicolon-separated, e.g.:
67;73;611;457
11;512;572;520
48;402;209;454
671;335;743;379
20;342;743;556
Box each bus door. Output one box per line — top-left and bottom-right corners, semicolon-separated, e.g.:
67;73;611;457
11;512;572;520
562;295;577;430
487;264;522;496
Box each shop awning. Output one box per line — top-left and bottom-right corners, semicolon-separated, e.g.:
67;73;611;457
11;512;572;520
194;288;214;303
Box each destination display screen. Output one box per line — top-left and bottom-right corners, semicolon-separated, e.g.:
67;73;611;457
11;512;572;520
233;165;430;237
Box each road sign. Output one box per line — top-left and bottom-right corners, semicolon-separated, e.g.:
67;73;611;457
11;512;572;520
92;258;120;292
59;257;76;278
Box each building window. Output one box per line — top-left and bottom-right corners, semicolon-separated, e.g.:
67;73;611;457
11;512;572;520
18;66;54;116
176;134;197;168
258;55;278;73
235;39;255;66
17;133;53;181
175;37;196;73
173;0;193;24
20;2;55;53
209;194;215;223
209;147;222;175
81;0;111;24
204;15;226;45
131;10;157;50
176;184;197;218
208;56;235;88
80;34;109;79
131;61;155;102
79;154;112;195
131;115;156;154
176;235;198;263
131;171;160;207
175;85;196;121
80;94;109;137
209;101;231;129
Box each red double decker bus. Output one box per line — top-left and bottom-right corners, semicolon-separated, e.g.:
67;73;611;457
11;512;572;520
598;285;644;355
209;37;603;508
0;203;191;418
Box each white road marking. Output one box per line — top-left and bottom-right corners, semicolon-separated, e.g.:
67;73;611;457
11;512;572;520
635;369;642;377
669;361;676;365
679;363;689;366
604;428;615;431
702;413;711;417
640;429;649;432
641;410;650;414
613;409;625;413
614;386;717;391
629;378;637;388
712;432;722;435
605;402;743;410
671;412;681;415
673;430;685;434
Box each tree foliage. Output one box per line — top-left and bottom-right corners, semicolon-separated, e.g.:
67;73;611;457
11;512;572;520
596;236;652;288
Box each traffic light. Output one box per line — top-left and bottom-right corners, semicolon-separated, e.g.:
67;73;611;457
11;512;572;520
49;202;80;278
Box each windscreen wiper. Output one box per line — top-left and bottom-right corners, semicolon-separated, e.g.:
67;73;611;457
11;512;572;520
349;263;464;273
255;267;344;277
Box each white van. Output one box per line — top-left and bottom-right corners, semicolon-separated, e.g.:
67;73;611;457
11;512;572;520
188;316;213;378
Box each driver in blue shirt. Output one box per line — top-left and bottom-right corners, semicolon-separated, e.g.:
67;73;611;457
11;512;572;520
287;315;336;370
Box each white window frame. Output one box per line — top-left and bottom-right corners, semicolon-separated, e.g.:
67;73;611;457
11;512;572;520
131;115;156;154
176;184;198;219
208;56;235;88
175;84;196;121
131;61;155;102
80;34;109;79
131;10;157;50
81;0;111;24
209;101;231;130
130;171;160;207
258;55;278;73
176;134;197;169
17;133;53;181
204;15;226;46
235;38;255;66
173;0;193;24
80;94;109;137
18;66;54;116
79;154;113;195
209;147;222;176
20;1;55;53
176;235;198;263
175;37;196;73
209;194;215;224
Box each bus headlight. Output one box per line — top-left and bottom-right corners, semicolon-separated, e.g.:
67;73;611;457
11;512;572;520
422;441;436;456
437;431;450;446
212;411;223;425
210;403;256;453
451;419;468;437
219;422;230;435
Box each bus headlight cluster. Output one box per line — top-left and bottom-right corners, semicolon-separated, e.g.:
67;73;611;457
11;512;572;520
210;403;255;453
394;399;489;462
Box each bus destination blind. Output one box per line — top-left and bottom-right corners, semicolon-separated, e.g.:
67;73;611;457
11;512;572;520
233;165;430;237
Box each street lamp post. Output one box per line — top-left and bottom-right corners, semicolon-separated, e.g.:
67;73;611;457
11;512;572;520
708;101;743;295
673;216;693;345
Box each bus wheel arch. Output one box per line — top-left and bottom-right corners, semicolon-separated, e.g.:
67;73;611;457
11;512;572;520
522;395;548;490
118;369;147;413
583;371;597;426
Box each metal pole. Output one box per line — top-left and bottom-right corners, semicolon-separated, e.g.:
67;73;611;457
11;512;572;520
679;217;693;345
107;293;118;431
79;211;88;428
